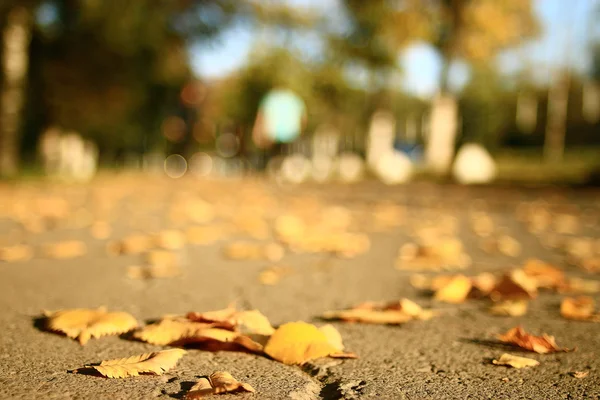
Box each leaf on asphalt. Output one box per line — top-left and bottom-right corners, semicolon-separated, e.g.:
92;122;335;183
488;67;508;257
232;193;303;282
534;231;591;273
258;265;293;285
560;297;600;322
134;317;265;352
488;300;528;317
434;275;472;303
322;298;434;324
107;234;152;255
223;241;284;261
187;307;275;335
45;307;138;345
489;270;537;301
184;371;255;399
469;273;498;298
76;348;186;378
395;238;471;271
522;259;564;289
133;318;224;345
0;244;33;262
558;277;600;294
264;321;357;365
43;240;87;259
90;221;111;239
492;353;540;368
127;264;181;279
153;230;187;250
186;224;231;246
498;326;572;354
571;371;589;379
318;324;345;351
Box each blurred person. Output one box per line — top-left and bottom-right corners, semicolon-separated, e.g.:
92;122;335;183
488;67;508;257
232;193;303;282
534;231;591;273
252;87;307;168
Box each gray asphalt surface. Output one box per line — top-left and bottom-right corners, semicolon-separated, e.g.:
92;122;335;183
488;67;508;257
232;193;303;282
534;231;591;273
0;176;599;399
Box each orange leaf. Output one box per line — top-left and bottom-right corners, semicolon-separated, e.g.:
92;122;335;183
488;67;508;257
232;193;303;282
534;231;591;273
434;275;472;303
498;326;571;354
560;297;599;322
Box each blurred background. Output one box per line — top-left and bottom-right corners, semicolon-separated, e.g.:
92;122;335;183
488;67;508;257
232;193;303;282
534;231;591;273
1;0;600;184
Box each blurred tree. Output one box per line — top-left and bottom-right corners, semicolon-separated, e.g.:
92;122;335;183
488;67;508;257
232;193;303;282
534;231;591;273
0;1;38;176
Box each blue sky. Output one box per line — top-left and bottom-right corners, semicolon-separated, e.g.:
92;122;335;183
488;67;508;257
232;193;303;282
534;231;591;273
191;0;599;97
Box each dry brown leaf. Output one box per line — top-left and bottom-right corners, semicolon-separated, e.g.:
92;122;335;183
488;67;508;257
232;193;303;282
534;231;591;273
184;371;255;399
434;275;472;303
45;307;138;345
489;300;528;317
560;296;600;322
187;308;274;335
489;270;537;301
571;371;589;379
497;236;522;257
186;224;230;246
0;244;33;262
43;240;87;259
492;353;539;368
498;326;571;354
522;259;564;289
264;321;357;365
322;299;433;324
77;349;186;378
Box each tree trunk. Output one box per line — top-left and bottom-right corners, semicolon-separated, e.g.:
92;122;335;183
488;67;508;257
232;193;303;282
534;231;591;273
0;6;32;177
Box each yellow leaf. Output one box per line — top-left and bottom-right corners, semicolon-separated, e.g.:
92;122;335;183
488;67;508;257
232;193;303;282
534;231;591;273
522;259;564;289
0;244;33;262
45;307;138;345
489;300;528;317
264;321;356;365
322;299;433;324
184;371;255;399
492;353;539;369
434;275;472;303
133;318;219;346
560;296;599;322
81;349;186;378
319;324;344;351
154;230;186;250
43;240;87;259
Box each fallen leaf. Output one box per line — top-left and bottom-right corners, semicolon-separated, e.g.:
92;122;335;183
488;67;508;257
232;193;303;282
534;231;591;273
76;348;186;378
434;275;472;303
90;221;111;239
522;259;564;289
571;371;589;379
498;326;571;354
108;234;152;255
154;230;187;250
43;240;87;259
127;264;181;279
133;318;227;346
560;296;599;321
489;300;528;317
258;265;292;285
318;324;345;351
0;244;33;262
497;236;522;257
559;277;600;294
264;321;357;365
489;270;537;301
187;307;275;335
184;371;255;398
45;307;138;345
492;353;539;368
322;299;433;324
